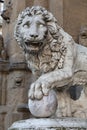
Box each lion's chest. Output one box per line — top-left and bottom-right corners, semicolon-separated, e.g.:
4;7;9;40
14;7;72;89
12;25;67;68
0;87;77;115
27;45;66;75
28;54;57;75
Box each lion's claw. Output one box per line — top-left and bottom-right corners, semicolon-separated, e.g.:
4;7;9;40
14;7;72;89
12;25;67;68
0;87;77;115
28;80;50;100
34;82;43;99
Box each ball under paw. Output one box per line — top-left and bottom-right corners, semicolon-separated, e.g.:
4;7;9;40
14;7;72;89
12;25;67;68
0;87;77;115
28;90;57;117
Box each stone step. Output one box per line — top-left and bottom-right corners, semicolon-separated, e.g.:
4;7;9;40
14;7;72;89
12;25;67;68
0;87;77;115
8;118;87;130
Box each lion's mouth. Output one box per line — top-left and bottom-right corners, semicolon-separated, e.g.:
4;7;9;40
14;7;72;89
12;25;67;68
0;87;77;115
25;41;44;52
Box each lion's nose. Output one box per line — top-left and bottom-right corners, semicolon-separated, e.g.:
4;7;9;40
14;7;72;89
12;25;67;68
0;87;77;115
30;34;38;38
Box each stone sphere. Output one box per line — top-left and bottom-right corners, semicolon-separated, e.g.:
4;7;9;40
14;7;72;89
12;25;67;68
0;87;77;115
28;90;57;117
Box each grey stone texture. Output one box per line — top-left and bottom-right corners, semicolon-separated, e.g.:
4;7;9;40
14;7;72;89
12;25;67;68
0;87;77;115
14;6;87;119
0;0;87;130
8;118;87;130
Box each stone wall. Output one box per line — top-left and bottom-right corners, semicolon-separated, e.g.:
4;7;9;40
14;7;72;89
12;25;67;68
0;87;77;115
63;0;87;42
0;0;87;130
0;62;33;130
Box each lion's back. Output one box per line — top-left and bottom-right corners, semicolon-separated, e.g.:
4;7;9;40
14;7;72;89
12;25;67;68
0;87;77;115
75;43;87;72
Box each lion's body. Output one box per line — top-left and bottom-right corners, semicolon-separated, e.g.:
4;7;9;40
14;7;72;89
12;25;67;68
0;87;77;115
14;6;87;118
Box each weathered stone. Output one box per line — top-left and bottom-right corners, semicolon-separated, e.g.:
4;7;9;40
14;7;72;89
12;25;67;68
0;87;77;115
49;0;63;27
17;104;29;113
6;70;31;110
0;60;9;71
28;90;57;117
8;118;87;130
0;35;8;60
1;0;13;23
1;1;87;130
63;0;87;42
68;85;83;100
2;0;26;64
34;0;49;9
14;6;87;118
79;25;87;47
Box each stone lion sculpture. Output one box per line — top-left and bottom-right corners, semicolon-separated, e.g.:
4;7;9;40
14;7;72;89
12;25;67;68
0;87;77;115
14;6;87;118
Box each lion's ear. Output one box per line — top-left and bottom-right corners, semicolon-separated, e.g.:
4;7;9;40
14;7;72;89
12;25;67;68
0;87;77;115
44;11;60;36
47;22;57;31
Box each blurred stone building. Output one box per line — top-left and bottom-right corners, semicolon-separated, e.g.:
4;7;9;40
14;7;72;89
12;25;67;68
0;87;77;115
0;0;87;130
0;2;3;34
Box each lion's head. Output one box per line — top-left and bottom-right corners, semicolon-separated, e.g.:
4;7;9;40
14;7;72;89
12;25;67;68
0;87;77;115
14;6;61;54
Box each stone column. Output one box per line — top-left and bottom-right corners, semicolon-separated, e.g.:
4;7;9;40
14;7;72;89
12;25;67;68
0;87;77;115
25;0;34;7
49;0;64;27
34;0;49;9
63;0;87;42
2;0;26;64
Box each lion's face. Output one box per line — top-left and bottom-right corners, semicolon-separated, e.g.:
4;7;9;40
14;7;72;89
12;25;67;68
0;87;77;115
19;15;48;54
14;6;60;55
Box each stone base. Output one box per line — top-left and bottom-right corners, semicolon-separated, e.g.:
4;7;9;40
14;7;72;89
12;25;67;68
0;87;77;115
8;118;87;130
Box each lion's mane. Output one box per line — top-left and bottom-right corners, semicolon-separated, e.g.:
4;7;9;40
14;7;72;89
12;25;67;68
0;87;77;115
14;6;70;73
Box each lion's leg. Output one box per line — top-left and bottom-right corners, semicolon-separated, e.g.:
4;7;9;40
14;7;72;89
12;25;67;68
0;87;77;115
55;89;72;117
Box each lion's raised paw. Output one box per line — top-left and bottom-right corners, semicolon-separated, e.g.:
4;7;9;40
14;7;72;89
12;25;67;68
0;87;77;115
28;80;50;100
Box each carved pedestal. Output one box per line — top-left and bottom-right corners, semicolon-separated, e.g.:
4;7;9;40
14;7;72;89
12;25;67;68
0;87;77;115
8;118;87;130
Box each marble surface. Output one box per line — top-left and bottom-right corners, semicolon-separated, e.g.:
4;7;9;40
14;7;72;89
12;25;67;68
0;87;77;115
8;118;87;130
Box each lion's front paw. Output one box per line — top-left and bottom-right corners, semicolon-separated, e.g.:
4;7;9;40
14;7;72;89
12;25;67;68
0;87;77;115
28;81;50;100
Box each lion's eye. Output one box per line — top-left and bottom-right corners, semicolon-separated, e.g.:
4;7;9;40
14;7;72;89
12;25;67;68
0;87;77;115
37;22;45;27
39;24;44;27
23;21;30;28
